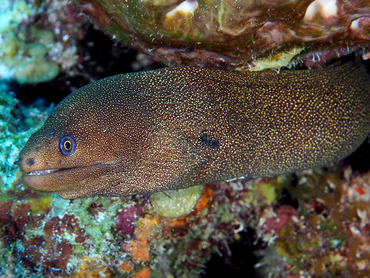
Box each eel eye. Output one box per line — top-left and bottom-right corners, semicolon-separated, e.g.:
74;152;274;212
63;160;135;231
59;136;76;156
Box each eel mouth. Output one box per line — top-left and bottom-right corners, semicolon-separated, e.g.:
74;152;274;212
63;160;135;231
21;167;81;192
21;164;115;193
27;168;68;176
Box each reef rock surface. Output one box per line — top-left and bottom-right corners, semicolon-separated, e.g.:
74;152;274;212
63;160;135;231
77;0;370;69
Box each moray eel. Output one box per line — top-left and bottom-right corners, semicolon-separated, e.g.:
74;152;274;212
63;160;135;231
15;60;370;199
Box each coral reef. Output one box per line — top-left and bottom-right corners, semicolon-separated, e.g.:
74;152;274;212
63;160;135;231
2;78;370;276
255;166;370;277
0;0;86;84
75;0;370;70
1;0;370;277
2;26;60;84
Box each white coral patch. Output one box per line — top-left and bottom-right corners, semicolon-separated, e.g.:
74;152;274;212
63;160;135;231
303;0;338;22
350;18;361;31
166;0;198;17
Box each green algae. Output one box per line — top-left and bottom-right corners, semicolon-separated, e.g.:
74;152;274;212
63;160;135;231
329;239;343;250
150;185;204;218
15;61;60;84
73;244;85;254
23;25;55;46
0;27;60;84
244;181;279;206
0;0;37;33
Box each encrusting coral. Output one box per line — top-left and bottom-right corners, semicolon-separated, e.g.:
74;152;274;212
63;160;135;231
75;0;370;70
2;26;60;84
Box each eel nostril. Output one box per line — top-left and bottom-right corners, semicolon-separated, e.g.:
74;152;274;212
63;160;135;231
47;132;55;138
14;160;20;165
27;158;35;166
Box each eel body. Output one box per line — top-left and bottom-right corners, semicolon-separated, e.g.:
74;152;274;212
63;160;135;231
16;60;370;198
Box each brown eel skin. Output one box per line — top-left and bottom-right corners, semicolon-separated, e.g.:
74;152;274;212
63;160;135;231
15;60;370;199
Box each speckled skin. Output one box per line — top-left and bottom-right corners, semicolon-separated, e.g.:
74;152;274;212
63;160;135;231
17;60;370;198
